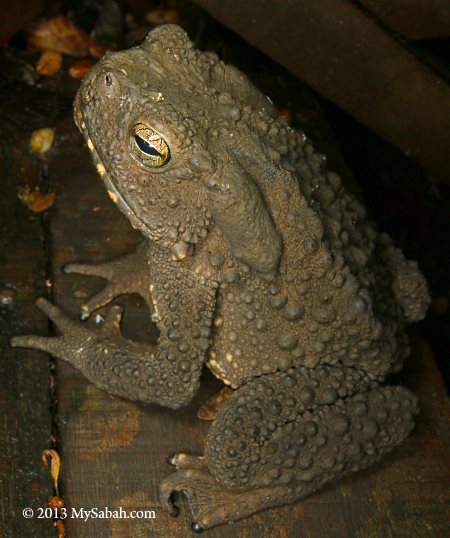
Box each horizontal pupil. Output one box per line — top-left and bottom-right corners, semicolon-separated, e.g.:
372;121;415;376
135;134;162;157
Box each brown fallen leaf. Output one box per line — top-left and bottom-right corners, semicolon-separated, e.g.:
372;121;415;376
277;107;293;125
145;7;181;26
29;127;55;154
89;43;112;59
197;386;234;420
26;16;95;57
0;288;15;307
36;50;62;76
32;192;55;212
48;496;64;510
68;59;94;79
54;520;65;538
18;185;56;212
42;449;61;496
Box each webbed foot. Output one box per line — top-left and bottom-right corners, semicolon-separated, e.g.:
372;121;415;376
11;298;123;362
160;461;283;529
63;242;150;319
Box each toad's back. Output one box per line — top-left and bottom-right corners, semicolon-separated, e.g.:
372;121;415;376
205;107;429;388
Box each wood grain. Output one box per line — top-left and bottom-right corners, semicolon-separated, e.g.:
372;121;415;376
0;81;53;537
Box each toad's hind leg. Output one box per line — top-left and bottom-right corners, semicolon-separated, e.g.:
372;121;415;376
160;366;418;530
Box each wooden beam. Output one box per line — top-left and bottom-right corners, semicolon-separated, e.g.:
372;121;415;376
358;0;450;39
193;0;450;181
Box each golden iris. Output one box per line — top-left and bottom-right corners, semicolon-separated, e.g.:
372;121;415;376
131;123;170;167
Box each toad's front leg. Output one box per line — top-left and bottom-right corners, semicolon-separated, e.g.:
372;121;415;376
11;257;217;408
160;366;418;529
63;240;153;319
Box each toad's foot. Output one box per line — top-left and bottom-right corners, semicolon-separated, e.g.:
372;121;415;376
63;241;151;319
160;461;294;531
11;297;123;355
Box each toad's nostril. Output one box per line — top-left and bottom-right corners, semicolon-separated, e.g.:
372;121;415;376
105;73;113;86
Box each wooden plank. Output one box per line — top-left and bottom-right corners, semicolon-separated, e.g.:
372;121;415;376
49;67;449;538
358;0;450;39
0;77;53;536
192;0;450;181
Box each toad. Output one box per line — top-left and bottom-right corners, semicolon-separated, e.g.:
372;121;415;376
12;24;430;530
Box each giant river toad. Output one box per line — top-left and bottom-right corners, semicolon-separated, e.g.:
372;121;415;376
12;24;430;530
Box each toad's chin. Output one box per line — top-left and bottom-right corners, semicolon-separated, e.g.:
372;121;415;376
76;117;162;243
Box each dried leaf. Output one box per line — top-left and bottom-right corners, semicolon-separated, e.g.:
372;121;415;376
18;185;56;212
89;43;112;59
54;520;65;538
42;449;61;496
48;496;64;510
145;7;181;26
31;192;56;212
68;59;94;79
36;50;62;76
277;108;292;125
197;386;234;420
17;186;34;207
0;288;15;307
26;16;94;57
30;127;55;154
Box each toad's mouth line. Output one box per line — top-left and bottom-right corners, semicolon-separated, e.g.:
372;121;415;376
79;124;161;241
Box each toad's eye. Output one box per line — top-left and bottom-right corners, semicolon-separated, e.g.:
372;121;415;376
131;123;170;167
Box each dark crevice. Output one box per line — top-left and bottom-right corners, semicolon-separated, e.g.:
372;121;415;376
37;156;63;522
350;0;450;83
